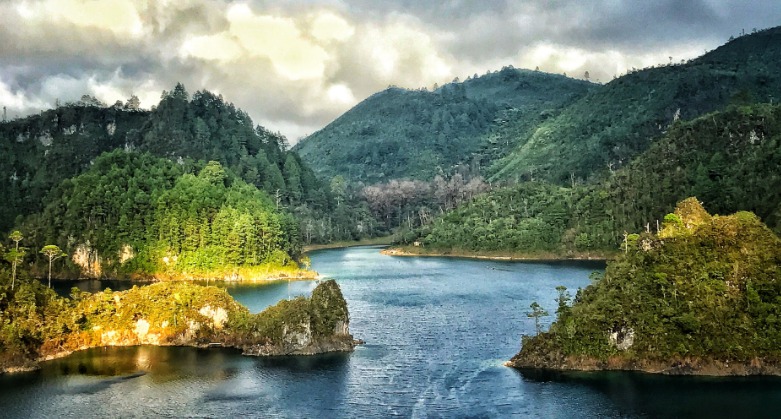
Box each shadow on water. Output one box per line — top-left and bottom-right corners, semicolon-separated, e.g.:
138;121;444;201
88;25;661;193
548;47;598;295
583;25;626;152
51;279;136;296
516;368;781;418
252;352;351;372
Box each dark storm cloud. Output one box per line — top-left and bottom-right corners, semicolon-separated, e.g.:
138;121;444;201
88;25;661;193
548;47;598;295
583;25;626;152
1;0;780;141
329;0;780;63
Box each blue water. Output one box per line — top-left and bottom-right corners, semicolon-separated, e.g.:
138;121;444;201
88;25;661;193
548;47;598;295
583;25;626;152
4;246;781;417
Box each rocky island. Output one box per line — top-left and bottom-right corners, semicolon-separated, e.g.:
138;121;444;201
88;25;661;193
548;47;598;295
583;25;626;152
0;279;355;374
508;198;781;375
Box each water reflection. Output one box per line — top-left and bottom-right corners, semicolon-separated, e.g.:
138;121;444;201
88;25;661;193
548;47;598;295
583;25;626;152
518;368;781;417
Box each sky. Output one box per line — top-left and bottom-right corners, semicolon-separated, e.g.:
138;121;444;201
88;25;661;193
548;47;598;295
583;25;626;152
1;1;780;143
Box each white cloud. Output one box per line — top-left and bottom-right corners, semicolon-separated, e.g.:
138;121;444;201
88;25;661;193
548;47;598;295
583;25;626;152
351;17;453;86
310;11;355;42
225;4;329;80
16;0;143;36
327;83;355;105
180;32;244;62
3;0;779;141
517;42;708;82
0;80;49;117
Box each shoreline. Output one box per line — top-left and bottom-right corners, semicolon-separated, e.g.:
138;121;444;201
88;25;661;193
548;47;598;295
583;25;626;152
381;246;614;262
303;236;394;253
505;355;781;377
46;269;319;284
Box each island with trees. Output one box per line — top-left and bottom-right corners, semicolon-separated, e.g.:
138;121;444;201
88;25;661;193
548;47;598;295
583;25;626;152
507;198;781;375
0;270;355;373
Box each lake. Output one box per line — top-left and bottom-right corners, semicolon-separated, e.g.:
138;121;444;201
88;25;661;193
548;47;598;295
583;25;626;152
3;246;781;418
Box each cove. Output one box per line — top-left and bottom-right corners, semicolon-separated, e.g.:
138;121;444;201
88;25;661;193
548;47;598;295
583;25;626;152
3;246;781;417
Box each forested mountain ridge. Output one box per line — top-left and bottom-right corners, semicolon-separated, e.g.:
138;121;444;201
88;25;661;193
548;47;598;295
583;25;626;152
408;102;781;254
294;67;595;182
0;104;148;232
0;85;328;234
490;26;781;183
296;27;781;188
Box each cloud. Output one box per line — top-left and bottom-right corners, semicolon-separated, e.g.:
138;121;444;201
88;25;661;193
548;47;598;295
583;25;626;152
16;0;143;36
310;11;355;42
1;0;780;142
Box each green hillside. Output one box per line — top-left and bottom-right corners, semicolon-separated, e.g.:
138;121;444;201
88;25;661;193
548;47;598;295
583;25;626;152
17;151;304;280
294;67;594;182
411;102;781;254
490;26;781;183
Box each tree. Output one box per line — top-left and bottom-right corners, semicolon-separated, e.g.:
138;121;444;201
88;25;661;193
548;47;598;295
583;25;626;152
125;94;141;110
283;155;303;203
527;301;549;334
330;175;347;206
555;285;571;315
199;161;226;186
40;245;66;288
7;231;24;290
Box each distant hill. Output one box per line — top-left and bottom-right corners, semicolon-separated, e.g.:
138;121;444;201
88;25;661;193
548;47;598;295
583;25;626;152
489;26;781;183
294;67;595;183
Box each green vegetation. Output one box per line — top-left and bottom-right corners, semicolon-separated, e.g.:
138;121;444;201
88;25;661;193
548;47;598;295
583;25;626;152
490;27;781;184
405;102;781;257
296;28;781;250
295;67;594;183
508;199;781;374
0;273;352;372
39;245;65;288
15;151;307;280
0;84;359;247
420;182;612;255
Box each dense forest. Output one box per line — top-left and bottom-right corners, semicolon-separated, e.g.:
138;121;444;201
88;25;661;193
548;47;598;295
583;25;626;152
13;151;304;279
509;199;781;374
488;26;781;184
0;84;395;279
296;28;781;187
0;84;342;240
410;102;781;255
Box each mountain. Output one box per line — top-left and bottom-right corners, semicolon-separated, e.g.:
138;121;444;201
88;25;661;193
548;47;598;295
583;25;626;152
18;151;307;280
407;102;781;255
0;104;148;231
294;67;595;183
594;102;781;236
0;84;328;233
490;26;781;183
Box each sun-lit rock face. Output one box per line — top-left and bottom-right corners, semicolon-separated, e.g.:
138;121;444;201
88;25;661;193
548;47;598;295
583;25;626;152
72;242;102;278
